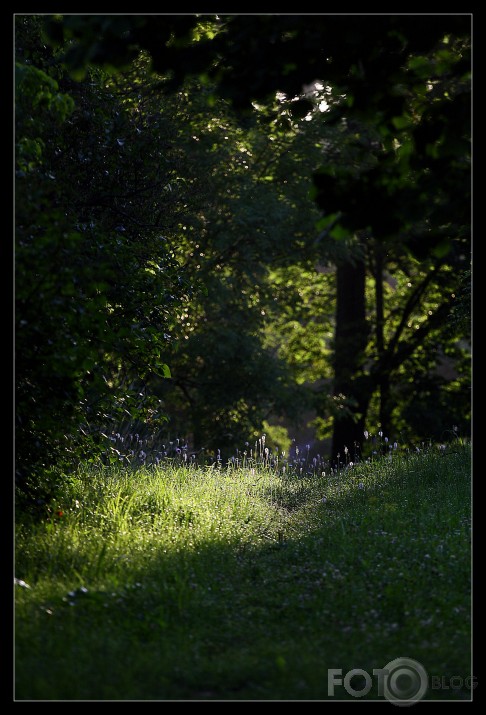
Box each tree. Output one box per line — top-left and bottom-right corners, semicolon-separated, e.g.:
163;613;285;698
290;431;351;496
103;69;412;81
15;19;195;506
141;80;331;454
311;24;470;457
23;14;471;471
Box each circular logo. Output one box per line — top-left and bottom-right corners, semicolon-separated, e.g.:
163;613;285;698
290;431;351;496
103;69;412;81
383;657;428;706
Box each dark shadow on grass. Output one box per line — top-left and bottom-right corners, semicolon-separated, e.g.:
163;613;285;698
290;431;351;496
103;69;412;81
15;450;471;701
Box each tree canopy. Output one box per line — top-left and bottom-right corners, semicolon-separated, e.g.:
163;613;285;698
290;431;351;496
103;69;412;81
15;14;471;509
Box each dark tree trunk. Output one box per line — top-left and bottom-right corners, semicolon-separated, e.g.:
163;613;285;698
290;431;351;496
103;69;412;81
331;253;370;464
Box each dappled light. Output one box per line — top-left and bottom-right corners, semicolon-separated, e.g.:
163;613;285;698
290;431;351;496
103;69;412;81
15;13;471;703
15;441;471;700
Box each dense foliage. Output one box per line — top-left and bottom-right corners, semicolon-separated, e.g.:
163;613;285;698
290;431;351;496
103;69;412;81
15;15;471;508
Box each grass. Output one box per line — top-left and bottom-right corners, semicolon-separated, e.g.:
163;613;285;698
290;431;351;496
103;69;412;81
14;442;472;701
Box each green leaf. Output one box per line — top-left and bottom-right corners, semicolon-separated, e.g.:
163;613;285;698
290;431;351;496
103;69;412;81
391;115;412;130
315;213;340;232
330;225;350;241
160;364;172;379
432;239;452;259
397;138;414;160
408;55;431;77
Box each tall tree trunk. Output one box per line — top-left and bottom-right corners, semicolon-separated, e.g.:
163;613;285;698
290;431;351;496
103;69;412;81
331;253;370;464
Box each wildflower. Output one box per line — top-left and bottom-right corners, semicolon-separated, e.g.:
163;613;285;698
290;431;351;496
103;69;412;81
358;482;365;490
384;436;389;443
344;446;348;455
378;431;383;438
321;497;327;503
393;442;398;450
364;430;369;439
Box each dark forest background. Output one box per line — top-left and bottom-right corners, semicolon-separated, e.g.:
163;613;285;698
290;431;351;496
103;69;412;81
15;14;471;510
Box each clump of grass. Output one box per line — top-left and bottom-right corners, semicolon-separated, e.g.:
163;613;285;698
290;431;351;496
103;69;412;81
15;439;471;701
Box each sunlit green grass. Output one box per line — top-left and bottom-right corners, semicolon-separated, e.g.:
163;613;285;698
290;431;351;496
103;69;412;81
15;443;471;701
